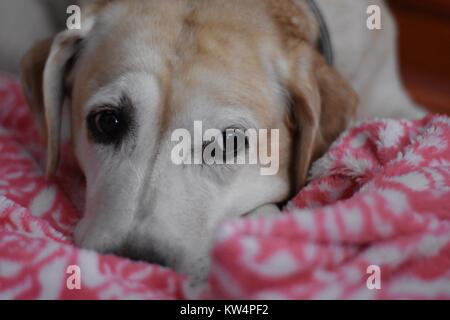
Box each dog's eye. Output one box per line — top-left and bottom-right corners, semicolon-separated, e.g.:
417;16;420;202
221;128;247;159
87;109;129;145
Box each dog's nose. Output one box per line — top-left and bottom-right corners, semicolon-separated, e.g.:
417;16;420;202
114;242;168;267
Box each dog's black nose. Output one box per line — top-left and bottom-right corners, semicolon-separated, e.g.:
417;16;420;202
113;242;168;267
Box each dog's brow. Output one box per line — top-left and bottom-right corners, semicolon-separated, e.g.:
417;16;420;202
118;93;133;110
87;92;133;112
84;71;160;115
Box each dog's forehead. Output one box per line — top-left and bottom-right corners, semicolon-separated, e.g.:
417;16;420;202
73;0;284;129
82;1;279;73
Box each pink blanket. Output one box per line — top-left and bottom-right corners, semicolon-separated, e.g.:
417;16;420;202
0;74;449;299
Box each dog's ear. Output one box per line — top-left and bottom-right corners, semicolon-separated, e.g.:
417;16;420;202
285;43;358;191
21;38;54;140
21;20;95;177
21;32;84;177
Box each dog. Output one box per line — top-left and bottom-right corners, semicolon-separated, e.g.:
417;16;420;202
20;0;424;281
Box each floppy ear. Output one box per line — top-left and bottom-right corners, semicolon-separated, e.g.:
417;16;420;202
20;2;100;178
21;38;54;138
21;32;84;177
285;43;358;191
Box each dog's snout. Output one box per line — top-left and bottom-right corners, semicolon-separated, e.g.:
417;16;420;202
115;241;168;267
74;221;169;266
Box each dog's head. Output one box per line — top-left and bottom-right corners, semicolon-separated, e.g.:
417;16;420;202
21;0;357;280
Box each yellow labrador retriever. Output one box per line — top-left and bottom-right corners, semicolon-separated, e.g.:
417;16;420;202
21;0;423;280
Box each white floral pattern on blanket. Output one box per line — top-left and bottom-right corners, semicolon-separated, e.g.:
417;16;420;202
0;74;449;299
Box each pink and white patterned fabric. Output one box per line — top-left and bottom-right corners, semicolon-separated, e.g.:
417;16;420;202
0;73;449;299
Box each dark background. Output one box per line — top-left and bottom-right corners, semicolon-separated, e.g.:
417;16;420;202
388;0;450;115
